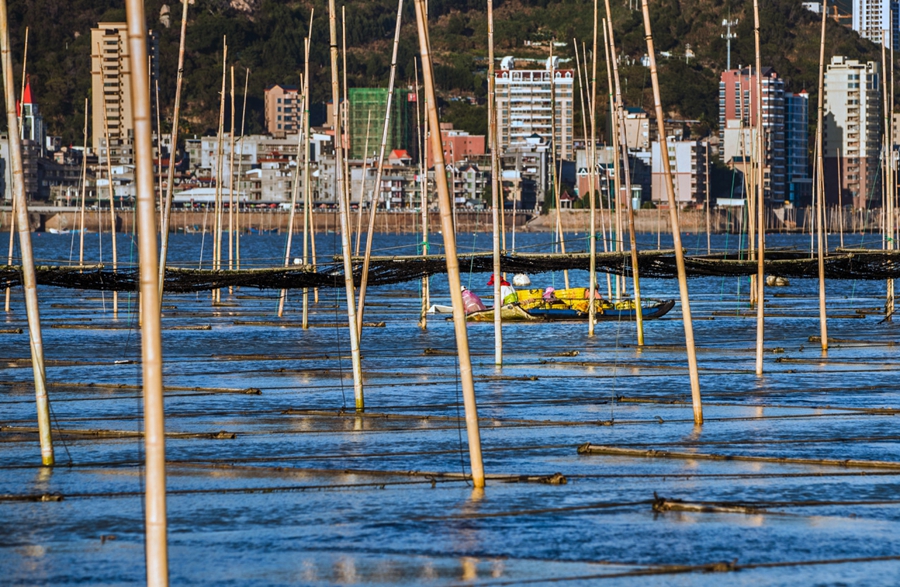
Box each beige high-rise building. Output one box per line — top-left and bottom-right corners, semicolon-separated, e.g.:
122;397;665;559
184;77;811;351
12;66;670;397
91;22;158;165
495;56;575;161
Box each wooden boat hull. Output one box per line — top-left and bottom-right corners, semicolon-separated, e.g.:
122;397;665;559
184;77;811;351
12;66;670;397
467;300;675;322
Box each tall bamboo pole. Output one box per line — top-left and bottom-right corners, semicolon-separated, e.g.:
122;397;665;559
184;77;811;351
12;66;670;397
0;0;52;464
357;0;405;333
639;0;702;424
604;10;644;344
341;6;353;248
753;0;765;375
302;20;313;329
814;3;828;350
837;147;844;246
78;98;88;266
7;23;27;297
488;0;502;363
414;0;484;487
705;139;711;253
329;0;364;410
124;1;169;582
97;42;119;316
228;66;236;279
549;41;569;290
278;73;306;318
882;30;893;319
158;0;189;301
575;40;599;332
415;57;430;330
354;112;373;255
236;67;250;271
602;20;621;303
212;39;227;303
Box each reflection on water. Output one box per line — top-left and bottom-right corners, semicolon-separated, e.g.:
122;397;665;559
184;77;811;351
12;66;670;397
2;232;900;585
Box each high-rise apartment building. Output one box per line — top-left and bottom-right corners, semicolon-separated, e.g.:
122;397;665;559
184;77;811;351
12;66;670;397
824;56;881;206
718;66;794;203
852;0;900;50
347;88;413;161
495;56;575;161
91;22;158;164
785;91;812;205
264;84;302;136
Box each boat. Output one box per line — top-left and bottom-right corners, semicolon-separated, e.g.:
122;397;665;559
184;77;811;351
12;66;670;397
465;287;675;322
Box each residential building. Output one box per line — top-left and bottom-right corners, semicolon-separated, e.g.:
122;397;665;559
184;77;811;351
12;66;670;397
785;91;813;205
347;88;414;160
651;138;708;206
823;56;881;206
425;123;486;168
852;0;900;50
264;84;302;136
719;66;788;203
91;22;158;164
495;56;575;161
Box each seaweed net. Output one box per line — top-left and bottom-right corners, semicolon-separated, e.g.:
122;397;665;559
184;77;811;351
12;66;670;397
1;248;899;292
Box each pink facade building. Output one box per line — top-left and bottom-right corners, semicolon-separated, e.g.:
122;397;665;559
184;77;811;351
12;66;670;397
426;123;486;169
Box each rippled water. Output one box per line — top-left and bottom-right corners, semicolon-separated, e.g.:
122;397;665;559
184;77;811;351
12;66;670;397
3;229;900;585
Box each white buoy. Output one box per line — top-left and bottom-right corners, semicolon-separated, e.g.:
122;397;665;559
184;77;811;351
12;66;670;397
512;274;531;287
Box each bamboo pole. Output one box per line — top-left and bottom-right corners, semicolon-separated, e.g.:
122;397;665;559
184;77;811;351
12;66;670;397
341;6;352;248
236;67;250;271
753;0;765;375
277;73;306;318
604;10;645;344
212;38;227;304
639;0;702;425
124;1;169;582
705;139;711;253
228;66;236;281
574;40;598;333
814;4;828;351
415;57;429;330
414;0;484;487
97;42;119;316
329;0;364;410
882;31;894;319
547;42;569;291
78;99;89;266
838;147;845;247
353;112;373;255
0;0;52;465
488;0;502;363
158;0;189;301
302;19;313;328
357;0;404;333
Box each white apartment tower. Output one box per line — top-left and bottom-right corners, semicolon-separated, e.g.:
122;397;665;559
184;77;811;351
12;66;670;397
852;0;900;50
823;56;881;207
495;56;575;160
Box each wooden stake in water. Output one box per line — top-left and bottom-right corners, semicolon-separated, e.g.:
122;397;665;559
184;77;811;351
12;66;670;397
0;1;52;464
329;0;364;410
752;0;765;376
414;0;485;488
97;42;120;317
488;0;502;364
212;38;227;303
235;67;250;271
882;31;894;319
813;3;828;351
228;66;236;281
278;73;306;318
357;0;405;333
124;1;169;582
158;0;189;302
639;0;703;424
415;57;430;330
78;98;88;264
604;9;645;344
302;19;313;329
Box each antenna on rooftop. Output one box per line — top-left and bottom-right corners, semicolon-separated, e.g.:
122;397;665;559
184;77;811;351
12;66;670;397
722;17;739;70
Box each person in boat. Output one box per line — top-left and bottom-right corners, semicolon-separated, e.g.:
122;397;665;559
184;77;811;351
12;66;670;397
461;286;487;314
487;274;518;305
543;286;561;303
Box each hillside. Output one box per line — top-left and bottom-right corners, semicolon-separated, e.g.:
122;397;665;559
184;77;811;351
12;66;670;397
4;0;890;146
